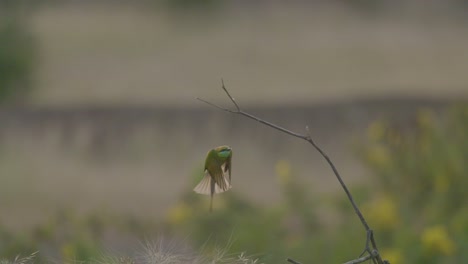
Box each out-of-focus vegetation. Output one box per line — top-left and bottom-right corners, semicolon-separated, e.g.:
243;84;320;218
0;162;360;263
0;1;36;104
357;105;468;264
0;209;262;263
1;105;467;263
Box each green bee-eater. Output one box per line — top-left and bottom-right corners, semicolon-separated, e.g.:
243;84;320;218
193;145;232;211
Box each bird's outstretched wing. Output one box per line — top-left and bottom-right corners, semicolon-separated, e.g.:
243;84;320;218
211;163;230;192
223;151;232;183
193;169;231;194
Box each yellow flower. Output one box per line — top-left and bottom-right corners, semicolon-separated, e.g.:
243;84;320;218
276;160;292;185
367;121;387;142
364;195;399;230
166;202;192;225
381;248;403;264
421;225;456;256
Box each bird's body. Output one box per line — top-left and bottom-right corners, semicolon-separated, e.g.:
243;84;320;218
193;145;232;211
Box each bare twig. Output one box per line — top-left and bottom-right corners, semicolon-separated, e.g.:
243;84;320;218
197;81;388;264
286;258;302;264
345;250;389;264
343;253;373;264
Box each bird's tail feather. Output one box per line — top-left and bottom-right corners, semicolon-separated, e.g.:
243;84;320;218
193;172;231;195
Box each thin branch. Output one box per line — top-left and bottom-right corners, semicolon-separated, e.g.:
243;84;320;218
304;124;371;232
196;97;234;113
286;258;302;264
343;254;373;264
197;98;304;139
197;81;388;264
221;78;241;111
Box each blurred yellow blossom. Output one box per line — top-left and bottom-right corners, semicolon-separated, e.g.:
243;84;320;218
166;202;192;225
367;121;387;142
364;195;399;230
421;225;456;256
276;159;292;185
366;145;391;169
381;248;403;264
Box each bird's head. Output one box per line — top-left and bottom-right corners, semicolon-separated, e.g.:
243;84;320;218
216;145;232;158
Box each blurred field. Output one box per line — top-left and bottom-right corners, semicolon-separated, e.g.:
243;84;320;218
1;0;468;237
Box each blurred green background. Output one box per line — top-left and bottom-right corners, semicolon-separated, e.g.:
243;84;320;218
0;0;467;263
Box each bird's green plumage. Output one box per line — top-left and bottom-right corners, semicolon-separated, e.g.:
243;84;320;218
194;145;233;211
205;146;231;192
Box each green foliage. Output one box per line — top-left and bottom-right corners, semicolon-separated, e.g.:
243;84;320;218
0;3;36;104
357;104;468;264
